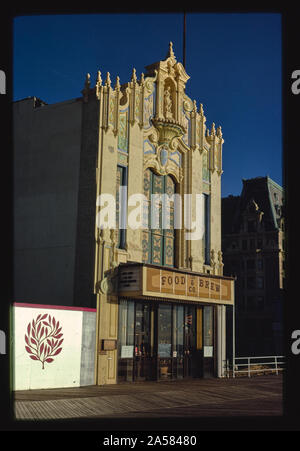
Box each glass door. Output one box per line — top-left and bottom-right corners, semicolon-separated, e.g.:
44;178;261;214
157;304;172;379
134;302;152;381
173;305;184;379
183;306;197;378
117;299;135;382
118;299;204;383
203;306;215;377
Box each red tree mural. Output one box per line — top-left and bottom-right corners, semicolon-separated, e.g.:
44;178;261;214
25;314;63;369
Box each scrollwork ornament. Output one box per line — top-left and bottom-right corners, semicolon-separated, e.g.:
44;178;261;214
169;136;179;151
145;80;154;93
100;276;113;295
183;95;193;113
148;130;158;144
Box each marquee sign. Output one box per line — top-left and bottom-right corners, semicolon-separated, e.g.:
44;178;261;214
118;264;234;305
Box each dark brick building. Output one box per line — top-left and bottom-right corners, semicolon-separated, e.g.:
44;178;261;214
222;176;284;357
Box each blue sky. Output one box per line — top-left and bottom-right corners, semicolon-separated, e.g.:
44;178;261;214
13;12;282;197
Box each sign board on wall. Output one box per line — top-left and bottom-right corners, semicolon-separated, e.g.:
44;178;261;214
121;345;134;358
102;339;117;351
118;264;234;305
204;346;214;357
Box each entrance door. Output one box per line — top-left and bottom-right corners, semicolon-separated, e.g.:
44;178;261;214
158;304;202;380
134;302;153;381
118;299;203;383
183;306;197;378
157;303;173;379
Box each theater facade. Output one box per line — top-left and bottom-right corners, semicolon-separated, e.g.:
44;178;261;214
83;43;235;384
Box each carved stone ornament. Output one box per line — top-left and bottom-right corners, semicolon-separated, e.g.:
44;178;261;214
144;117;186;181
164;86;173;120
151;118;186;147
100;277;108;294
99;276;113;295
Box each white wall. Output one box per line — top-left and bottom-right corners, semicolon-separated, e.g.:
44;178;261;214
13;304;96;390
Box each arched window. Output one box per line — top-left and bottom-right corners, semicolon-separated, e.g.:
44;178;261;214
142;168;175;267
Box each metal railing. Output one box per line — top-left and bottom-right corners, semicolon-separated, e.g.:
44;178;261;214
223;355;285;378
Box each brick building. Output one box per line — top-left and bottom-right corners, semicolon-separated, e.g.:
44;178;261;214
222;176;284;358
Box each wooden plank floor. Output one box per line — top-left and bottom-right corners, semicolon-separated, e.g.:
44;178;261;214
13;375;283;421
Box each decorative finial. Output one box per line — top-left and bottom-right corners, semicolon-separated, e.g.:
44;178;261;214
140;72;145;85
131;68;137;83
105;72;111;87
166;41;175;59
193;100;197;113
217;126;222;138
199;103;204;116
96;71;102;86
211;122;216;136
84;73;91;89
115;75;120;90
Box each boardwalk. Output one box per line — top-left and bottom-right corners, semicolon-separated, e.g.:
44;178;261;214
14;375;282;422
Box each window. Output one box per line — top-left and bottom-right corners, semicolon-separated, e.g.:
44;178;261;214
257;277;264;289
203;193;210;265
242;240;247;250
142;169;175;267
116;165;127;249
257;258;263;271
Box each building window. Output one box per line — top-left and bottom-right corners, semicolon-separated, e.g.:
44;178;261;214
257;276;264;289
257;258;263;271
142;169;175;267
116;165;127;249
242;239;247;250
203;193;211;265
202;149;210;182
